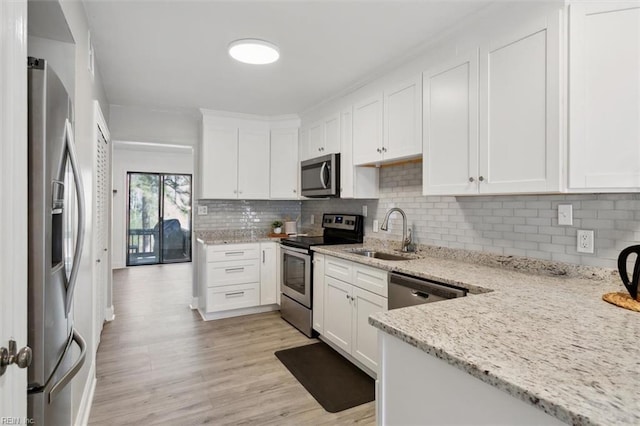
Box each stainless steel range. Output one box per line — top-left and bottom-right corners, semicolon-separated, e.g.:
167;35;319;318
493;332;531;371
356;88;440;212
280;213;364;337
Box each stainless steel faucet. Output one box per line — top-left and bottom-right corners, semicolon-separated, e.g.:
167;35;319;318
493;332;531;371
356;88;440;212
380;207;413;252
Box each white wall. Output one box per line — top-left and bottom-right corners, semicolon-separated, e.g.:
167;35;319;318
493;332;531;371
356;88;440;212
112;142;194;269
109;104;199;146
300;1;563;126
55;0;110;423
28;35;75;99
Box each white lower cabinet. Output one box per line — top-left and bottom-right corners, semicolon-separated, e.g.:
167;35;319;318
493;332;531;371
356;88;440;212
260;242;277;305
322;255;388;373
352;287;387;371
324;276;354;354
312;253;325;334
197;241;278;319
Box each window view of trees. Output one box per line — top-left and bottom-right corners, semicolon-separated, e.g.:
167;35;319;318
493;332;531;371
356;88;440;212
128;173;192;266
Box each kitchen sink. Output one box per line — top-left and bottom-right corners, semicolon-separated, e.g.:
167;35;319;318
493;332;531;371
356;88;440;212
348;249;413;261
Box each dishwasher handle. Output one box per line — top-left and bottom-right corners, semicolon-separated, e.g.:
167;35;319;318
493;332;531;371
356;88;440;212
390;272;467;300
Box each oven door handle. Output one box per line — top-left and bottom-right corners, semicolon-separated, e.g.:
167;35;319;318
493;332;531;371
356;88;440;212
280;245;310;256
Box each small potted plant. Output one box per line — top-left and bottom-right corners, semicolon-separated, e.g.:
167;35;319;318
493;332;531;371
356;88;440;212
271;220;283;234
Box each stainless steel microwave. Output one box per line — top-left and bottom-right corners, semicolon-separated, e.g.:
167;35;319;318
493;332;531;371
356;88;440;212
300;153;340;198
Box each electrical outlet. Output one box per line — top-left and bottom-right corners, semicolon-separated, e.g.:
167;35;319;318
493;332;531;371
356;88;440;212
362;205;368;217
577;230;594;254
373;220;379;233
310;214;314;225
197;205;208;215
558;204;573;226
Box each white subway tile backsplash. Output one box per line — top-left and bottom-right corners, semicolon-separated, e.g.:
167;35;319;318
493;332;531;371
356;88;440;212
370;162;639;269
198;162;638;269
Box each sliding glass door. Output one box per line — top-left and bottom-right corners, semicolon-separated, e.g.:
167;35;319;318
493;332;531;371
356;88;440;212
127;172;192;266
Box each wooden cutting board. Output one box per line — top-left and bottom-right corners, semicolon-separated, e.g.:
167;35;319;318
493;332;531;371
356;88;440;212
602;292;640;312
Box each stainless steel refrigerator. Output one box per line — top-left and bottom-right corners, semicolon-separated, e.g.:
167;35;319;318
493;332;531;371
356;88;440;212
27;57;87;425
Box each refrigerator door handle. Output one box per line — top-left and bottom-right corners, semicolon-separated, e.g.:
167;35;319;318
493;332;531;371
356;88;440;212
48;329;86;403
63;119;86;315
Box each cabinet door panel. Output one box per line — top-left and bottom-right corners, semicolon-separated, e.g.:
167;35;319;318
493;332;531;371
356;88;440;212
238;129;270;199
480;14;561;193
569;3;640;190
325;256;353;282
324;277;353;354
423;52;479;195
353;94;383;165
201;126;238;198
324;114;341;154
309;121;324;156
384;76;422;161
352;287;387;372
260;243;277;305
270;129;299;199
312;254;325;334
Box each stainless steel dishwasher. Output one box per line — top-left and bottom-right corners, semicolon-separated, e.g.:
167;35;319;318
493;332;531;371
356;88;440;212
388;272;467;309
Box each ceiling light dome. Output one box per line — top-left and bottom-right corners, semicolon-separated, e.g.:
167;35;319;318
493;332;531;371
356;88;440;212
228;39;280;65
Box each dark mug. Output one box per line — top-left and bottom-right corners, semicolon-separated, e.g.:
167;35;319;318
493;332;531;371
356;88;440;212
618;245;640;300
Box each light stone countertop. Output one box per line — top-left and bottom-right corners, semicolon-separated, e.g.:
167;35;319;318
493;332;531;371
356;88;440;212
312;242;639;426
195;230;282;245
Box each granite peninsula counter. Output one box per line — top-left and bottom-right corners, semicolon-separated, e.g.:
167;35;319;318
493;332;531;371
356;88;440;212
312;242;640;426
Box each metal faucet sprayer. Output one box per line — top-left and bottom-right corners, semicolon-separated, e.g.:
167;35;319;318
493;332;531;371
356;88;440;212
380;207;413;252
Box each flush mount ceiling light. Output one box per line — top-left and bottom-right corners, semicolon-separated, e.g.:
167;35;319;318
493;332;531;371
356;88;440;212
228;39;280;65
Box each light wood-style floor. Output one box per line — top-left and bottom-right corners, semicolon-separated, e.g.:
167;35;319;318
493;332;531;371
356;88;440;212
89;263;375;425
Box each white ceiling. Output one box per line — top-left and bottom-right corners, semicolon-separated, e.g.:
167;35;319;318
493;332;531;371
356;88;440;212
84;0;492;116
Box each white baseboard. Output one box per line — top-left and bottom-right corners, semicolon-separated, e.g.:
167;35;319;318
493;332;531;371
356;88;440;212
104;305;115;322
189;297;198;310
198;304;279;321
75;361;97;426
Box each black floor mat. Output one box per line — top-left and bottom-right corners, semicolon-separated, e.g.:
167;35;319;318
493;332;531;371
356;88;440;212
275;341;375;413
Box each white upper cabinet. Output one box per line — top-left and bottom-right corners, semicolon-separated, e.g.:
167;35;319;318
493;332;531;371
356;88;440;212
340;107;379;199
353;93;384;165
568;2;640;191
383;76;422;161
353;76;422;166
238;129;270;199
200;125;239;199
199;113;295;200
423;51;479;195
308;121;324;157
298;127;310;163
307;113;341;159
478;13;562;194
270;128;299;199
324;114;341;154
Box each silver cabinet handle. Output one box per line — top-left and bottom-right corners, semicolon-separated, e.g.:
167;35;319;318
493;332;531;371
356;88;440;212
262;250;265;263
346;294;350;300
225;251;244;256
469;177;475;182
293;189;296;193
478;176;485;182
225;291;245;298
376;148;381;153
381;147;387;153
225;267;245;273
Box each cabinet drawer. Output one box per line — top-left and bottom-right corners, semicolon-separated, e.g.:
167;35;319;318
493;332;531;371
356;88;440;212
207;282;260;312
325;256;353;282
207;260;259;287
206;244;259;262
354;263;388;297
